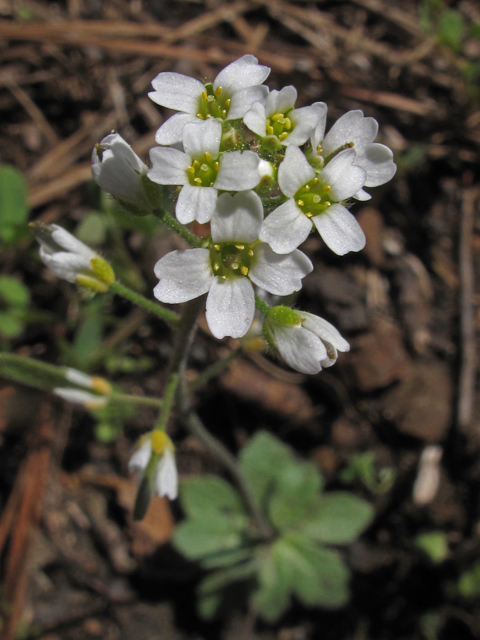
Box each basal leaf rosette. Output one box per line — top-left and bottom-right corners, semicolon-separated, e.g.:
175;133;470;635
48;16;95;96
150;54;271;145
260;145;367;255
153;190;312;339
148;119;260;224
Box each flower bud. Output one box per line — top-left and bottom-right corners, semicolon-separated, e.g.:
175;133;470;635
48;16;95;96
129;430;178;502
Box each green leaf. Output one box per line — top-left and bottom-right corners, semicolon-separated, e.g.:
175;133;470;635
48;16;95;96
0;166;28;242
253;544;291;622
180;475;246;519
268;460;323;530
94;422;119;443
239;431;294;506
198;561;256;596
72;298;104;367
0;353;71;389
76;212;108;246
437;10;464;52
0;312;24;338
201;546;252;570
457;563;480;598
0;276;30;308
173;513;245;562
198;593;221;620
415;531;449;564
303;492;374;545
279;534;350;608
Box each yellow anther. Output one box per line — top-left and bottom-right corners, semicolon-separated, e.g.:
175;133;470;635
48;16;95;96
323;185;331;192
204;152;212;161
317;144;322;154
305;211;313;218
272;113;284;122
297;199;304;207
324;201;331;207
194;177;202;184
193;160;200;168
348;141;355;147
285;117;292;130
200;163;209;172
188;166;195;174
214;162;219;170
210;181;215;186
304;184;310;191
266;125;274;136
151;430;171;455
214;263;220;271
313;194;321;204
312;177;318;184
206;114;212;118
214;244;221;251
240;266;249;276
221;110;227;118
196;113;205;119
225;99;231;107
201;90;208;100
279;132;288;141
235;244;244;250
207;95;215;103
215;86;222;96
91;377;112;396
248;249;254;257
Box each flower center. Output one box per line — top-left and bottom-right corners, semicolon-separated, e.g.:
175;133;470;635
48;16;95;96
187;152;219;187
294;177;332;218
266;111;293;141
197;83;232;120
210;242;255;279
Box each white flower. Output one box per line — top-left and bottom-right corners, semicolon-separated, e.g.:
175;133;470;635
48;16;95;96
92;133;155;214
129;431;178;500
33;223;115;292
243;86;324;147
264;307;350;375
259;145;367;255
153;190;313;339
53;388;109;410
310;109;396;200
63;367;112;395
150;55;270;145
148;119;260;224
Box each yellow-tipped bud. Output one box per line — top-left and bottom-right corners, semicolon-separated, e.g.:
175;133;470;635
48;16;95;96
151;430;173;455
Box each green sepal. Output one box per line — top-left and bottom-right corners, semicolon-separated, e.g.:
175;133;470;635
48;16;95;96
90;256;115;285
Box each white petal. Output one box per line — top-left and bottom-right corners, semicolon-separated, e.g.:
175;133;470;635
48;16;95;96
183;119;221;159
284;105;323;147
272;325;327;375
301;312;350;352
50;225;96;260
353;189;372;201
206;277;255;339
243;102;267;137
155;113;197;145
249;245;313;295
227;86;269;120
63;367;94;388
215;150;260;191
211;191;263;243
156;449;178;500
310;102;328;149
149;72;203;114
129;439;152;473
153;249;213;303
259;199;312;254
40;250;92;282
354;143;397;187
278;145;315;197
214;55;270;93
148;147;189;185
266;86;297;116
53;388;108;409
176;183;217;224
321;149;366;200
322;110;378;156
312;203;366;255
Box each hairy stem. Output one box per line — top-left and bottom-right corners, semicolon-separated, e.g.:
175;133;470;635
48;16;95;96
254;294;271;316
153;209;204;248
111;281;179;324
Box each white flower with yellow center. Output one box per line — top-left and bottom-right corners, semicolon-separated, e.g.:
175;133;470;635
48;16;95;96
129;431;178;500
243;86;323;147
148;119;260;224
309;109;397;201
263;306;350;375
153;190;313;339
32;223;115;293
259;145;367;255
150;55;270;145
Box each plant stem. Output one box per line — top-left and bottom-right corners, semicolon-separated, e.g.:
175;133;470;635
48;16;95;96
254;294;271;316
177;381;273;541
155;296;204;431
153;209;204;248
110;280;179;324
110;392;163;408
189;347;243;391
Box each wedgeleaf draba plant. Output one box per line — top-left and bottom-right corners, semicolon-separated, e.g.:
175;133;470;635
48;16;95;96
22;55;395;620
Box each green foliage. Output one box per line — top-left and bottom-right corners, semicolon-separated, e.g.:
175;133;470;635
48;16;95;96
0;275;31;339
456;562;480;598
0;166;29;245
339;451;395;495
0;353;69;390
415;531;449;564
173;431;374;622
437;10;464;52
